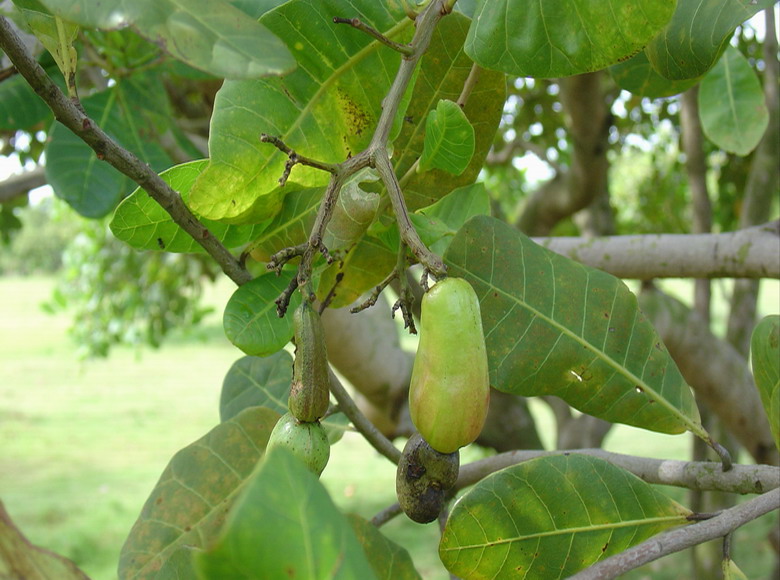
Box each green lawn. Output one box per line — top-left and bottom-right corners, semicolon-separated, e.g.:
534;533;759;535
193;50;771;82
0;275;777;579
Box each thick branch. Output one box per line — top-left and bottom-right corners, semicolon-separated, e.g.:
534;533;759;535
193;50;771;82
570;487;780;580
534;221;780;279
0;167;47;203
0;17;252;286
457;449;780;495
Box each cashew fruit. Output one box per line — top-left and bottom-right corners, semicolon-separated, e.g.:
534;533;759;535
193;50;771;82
288;301;330;422
266;412;330;476
409;277;490;454
396;433;459;523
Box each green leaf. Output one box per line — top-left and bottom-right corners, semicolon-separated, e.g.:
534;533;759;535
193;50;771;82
464;0;676;78
0;73;53;129
413;182;490;255
12;0;79;76
244;187;323;262
418;99;475;175
220;352;294;421
118;406;280;580
45;78;173;218
444;215;705;437
346;514;422;580
0;501;91;579
36;0;295;79
223;271;302;357
609;50;700;98
751;315;780;451
440;454;692;579
219;353;349;445
393;13;505;211
110;160;264;252
645;0;775;80
195;447;377;580
698;46;769;156
189;0;411;224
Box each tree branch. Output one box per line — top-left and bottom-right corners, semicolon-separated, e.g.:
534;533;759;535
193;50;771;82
327;367;402;465
533;221;780;279
569;487;780;580
0;167;47;203
457;449;780;495
0;16;252;286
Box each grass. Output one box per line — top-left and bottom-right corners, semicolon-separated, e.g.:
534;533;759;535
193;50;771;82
0;275;777;579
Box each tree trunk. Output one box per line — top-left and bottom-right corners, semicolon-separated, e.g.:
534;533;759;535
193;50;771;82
517;72;613;235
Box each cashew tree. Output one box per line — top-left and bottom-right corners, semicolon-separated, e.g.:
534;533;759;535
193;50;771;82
0;0;778;578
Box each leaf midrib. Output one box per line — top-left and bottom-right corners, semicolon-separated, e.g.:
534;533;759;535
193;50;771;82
440;514;687;552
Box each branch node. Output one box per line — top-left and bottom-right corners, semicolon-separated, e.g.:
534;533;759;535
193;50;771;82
259;133;338;185
275;275;300;317
266;243;308;274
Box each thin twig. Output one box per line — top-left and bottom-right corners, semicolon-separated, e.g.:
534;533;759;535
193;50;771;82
569;488;780;580
327;368;401;464
0;65;17;82
0;16;253;286
370;502;403;527
333;17;414;56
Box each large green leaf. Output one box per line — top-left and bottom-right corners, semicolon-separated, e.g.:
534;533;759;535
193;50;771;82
698;45;769;156
346;514;422;580
37;0;294;79
645;0;775;80
418;99;475;175
223;270;302;356
110;160;264;252
118;406;280;580
188;0;411;224
464;0;676;78
1;501;91;579
394;13;505;211
195;447;377;579
0;72;53;129
609;50;700;98
412;181;490;255
445;216;705;437
219;353;349;444
219;352;293;421
244;187;323;262
45;77;173;218
751;315;780;452
440;454;692;579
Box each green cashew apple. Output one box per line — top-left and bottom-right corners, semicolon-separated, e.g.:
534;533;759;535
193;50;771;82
396;433;459;523
266;412;330;476
288;301;330;422
409;277;490;454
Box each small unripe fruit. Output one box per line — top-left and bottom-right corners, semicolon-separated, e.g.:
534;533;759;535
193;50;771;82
409;277;490;453
288;301;330;422
266;412;330;476
396;433;459;524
